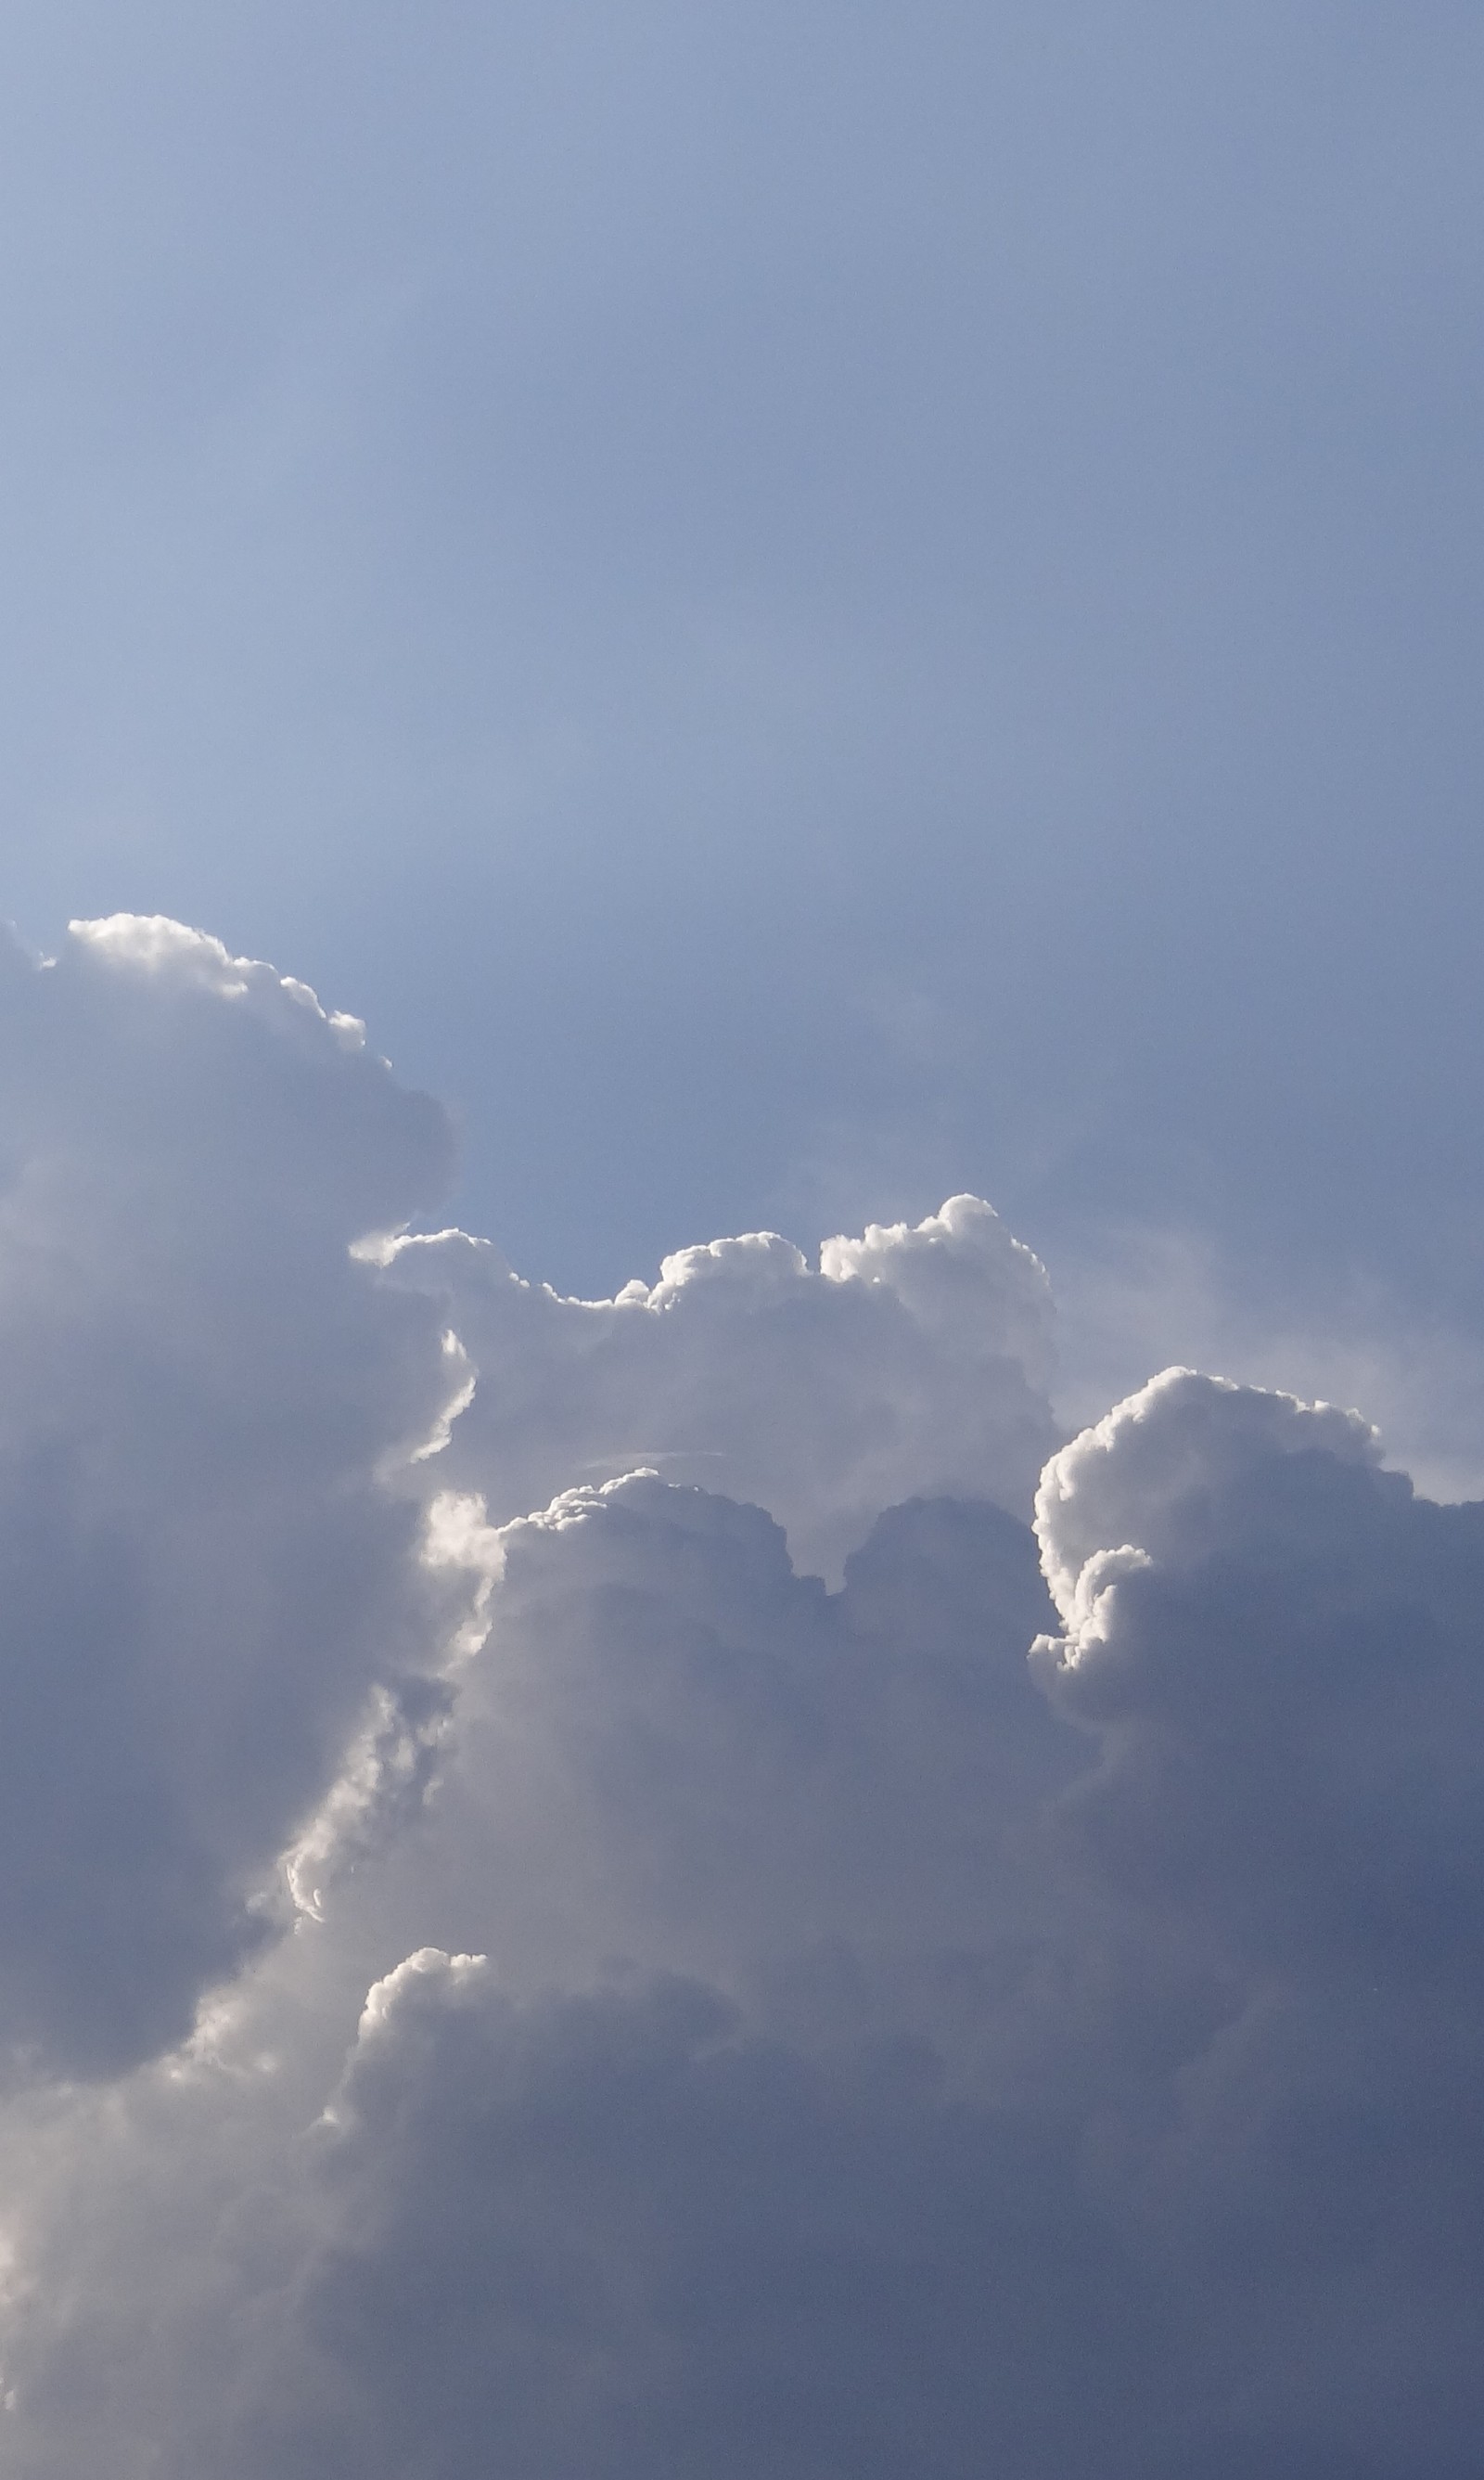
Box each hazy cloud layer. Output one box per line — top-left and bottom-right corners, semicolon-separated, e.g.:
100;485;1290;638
2;923;1483;2475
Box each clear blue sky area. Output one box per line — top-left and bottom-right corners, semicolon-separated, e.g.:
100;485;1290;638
2;1;1478;1312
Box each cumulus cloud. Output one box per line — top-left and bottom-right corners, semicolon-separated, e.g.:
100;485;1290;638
3;919;1484;2477
1031;1364;1484;1987
299;1473;1068;2034
276;1382;1484;2477
1025;1367;1484;2467
382;1189;1058;1579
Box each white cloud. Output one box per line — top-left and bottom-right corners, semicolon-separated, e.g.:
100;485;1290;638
1032;1366;1484;1997
3;922;1484;2475
1053;1221;1484;1507
0;918;466;2071
1032;1362;1380;1622
384;1190;1058;1582
8;1383;1484;2473
300;1471;1068;2031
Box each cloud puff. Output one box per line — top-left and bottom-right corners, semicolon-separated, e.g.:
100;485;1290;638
384;1191;1058;1579
1026;1369;1484;2466
1033;1362;1382;1618
302;1473;1068;2036
1031;1365;1484;1990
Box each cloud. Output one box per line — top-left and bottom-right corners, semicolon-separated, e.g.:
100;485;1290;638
301;1473;1068;2029
239;1950;1162;2480
9;1382;1484;2474
0;918;464;2072
4;922;1484;2475
1051;1223;1484;1507
1031;1365;1484;1984
382;1190;1059;1580
0;1471;1084;2480
1022;1367;1484;2466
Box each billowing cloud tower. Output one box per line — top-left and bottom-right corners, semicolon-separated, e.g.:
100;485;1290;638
0;921;1479;2478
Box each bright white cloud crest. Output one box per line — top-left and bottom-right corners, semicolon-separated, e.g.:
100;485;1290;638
0;919;1480;2475
382;1184;1057;1582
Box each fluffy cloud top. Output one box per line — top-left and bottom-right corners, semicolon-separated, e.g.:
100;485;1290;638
1;919;1482;2477
384;1189;1058;1579
1034;1367;1484;1991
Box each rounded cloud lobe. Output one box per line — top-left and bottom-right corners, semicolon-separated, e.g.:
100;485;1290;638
1;921;1483;2476
382;1189;1058;1581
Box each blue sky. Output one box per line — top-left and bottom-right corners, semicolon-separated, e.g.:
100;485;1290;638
3;0;1479;1319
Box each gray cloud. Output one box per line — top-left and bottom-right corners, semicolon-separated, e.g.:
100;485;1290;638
0;918;463;2071
10;1376;1484;2474
1033;1367;1484;1985
3;928;1484;2475
297;1474;1067;2032
250;1951;1167;2480
273;1387;1484;2476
